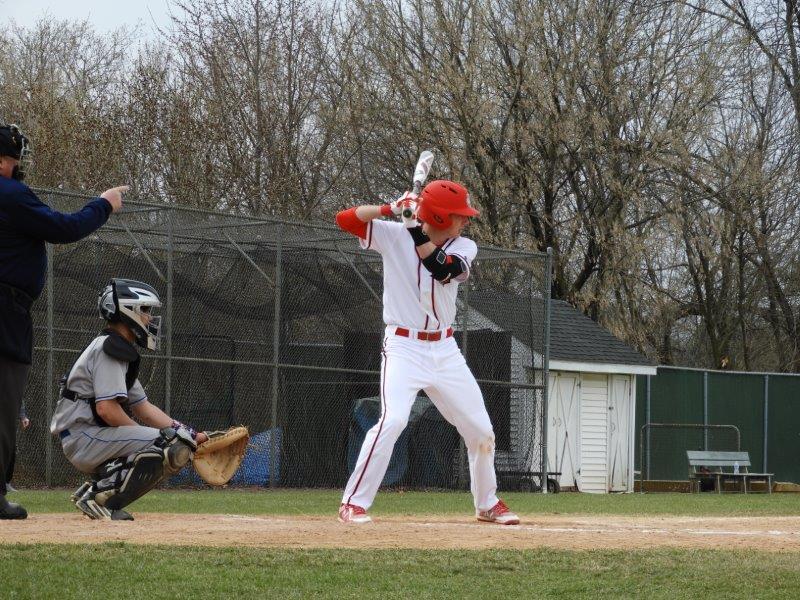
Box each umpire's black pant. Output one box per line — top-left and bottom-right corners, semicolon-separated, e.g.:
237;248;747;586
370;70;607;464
0;356;29;497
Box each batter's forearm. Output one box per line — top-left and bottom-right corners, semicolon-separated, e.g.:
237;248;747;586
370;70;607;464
415;241;436;259
406;225;466;282
336;205;392;238
355;205;386;222
406;225;435;258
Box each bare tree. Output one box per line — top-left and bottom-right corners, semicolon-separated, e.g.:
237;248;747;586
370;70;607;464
3;1;800;370
160;0;353;218
0;19;133;190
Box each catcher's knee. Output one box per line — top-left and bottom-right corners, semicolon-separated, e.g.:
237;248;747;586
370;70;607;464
95;427;195;510
157;426;196;474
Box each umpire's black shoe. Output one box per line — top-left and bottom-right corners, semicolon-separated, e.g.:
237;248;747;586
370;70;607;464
0;494;27;519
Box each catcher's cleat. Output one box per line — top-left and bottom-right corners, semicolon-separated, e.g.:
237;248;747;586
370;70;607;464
476;499;520;525
70;481;91;504
338;503;372;524
75;487;112;520
111;509;134;521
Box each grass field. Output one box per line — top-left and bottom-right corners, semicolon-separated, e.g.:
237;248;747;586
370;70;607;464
3;544;800;599
3;489;800;599
11;487;800;516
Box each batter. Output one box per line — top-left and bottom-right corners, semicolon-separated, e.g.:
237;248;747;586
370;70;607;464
335;180;519;525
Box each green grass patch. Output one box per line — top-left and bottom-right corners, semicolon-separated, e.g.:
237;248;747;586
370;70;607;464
11;488;800;517
1;544;799;599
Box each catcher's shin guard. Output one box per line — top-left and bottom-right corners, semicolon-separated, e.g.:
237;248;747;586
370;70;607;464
70;481;92;504
94;427;195;511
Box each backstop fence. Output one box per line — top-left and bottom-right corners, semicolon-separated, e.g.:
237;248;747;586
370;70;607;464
13;189;552;492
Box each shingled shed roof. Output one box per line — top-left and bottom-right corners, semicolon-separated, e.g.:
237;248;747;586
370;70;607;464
547;299;654;367
467;292;655;373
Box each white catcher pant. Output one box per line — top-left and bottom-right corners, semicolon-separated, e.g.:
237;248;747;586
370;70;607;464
342;328;500;511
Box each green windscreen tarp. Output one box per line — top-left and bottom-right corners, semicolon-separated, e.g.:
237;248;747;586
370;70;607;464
767;376;800;482
637;368;800;483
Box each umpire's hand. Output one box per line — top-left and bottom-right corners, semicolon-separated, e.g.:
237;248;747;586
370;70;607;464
101;185;129;213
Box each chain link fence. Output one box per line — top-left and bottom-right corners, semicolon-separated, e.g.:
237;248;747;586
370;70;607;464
14;189;552;492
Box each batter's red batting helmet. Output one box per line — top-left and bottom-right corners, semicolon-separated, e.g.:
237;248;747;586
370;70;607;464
417;180;479;230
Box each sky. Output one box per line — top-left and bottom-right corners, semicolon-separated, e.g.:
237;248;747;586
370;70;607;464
2;0;173;38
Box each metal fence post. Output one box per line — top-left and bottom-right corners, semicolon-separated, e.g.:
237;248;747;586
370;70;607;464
540;247;553;493
45;243;54;487
165;213;174;414
645;374;651;483
457;281;470;489
763;375;769;472
270;233;283;488
703;370;709;450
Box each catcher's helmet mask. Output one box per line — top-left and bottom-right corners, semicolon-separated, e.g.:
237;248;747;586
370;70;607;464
98;278;163;351
0;123;32;181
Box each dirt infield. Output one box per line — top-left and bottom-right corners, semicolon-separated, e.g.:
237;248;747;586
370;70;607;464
3;513;800;551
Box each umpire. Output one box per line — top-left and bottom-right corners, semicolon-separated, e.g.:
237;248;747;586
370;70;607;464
0;123;126;519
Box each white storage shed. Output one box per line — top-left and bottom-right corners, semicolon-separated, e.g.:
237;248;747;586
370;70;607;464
544;301;656;493
465;295;656;494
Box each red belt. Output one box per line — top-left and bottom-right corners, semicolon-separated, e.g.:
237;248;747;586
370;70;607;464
394;327;453;341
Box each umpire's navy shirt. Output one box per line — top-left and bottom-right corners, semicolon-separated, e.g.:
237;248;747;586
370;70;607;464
0;177;111;299
0;176;111;363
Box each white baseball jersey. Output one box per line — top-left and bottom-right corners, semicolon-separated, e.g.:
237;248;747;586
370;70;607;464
343;218;500;513
360;220;477;330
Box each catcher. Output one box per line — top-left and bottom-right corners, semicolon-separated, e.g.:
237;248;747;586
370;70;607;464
49;278;248;520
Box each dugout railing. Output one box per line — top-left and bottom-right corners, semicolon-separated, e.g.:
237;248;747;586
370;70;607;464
15;188;553;494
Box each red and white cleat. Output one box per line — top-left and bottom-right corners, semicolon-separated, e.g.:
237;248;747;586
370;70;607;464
338;503;372;524
476;499;520;525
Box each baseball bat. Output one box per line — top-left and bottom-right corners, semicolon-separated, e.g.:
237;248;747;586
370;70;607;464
404;150;435;218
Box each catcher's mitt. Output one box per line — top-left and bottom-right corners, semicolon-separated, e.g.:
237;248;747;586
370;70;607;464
192;426;250;486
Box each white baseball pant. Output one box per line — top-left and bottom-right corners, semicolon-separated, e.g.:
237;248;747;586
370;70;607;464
342;328;500;511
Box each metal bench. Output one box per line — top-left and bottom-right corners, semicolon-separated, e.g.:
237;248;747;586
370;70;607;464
687;450;773;494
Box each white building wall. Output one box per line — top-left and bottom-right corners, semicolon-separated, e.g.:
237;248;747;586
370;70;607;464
579;373;609;493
